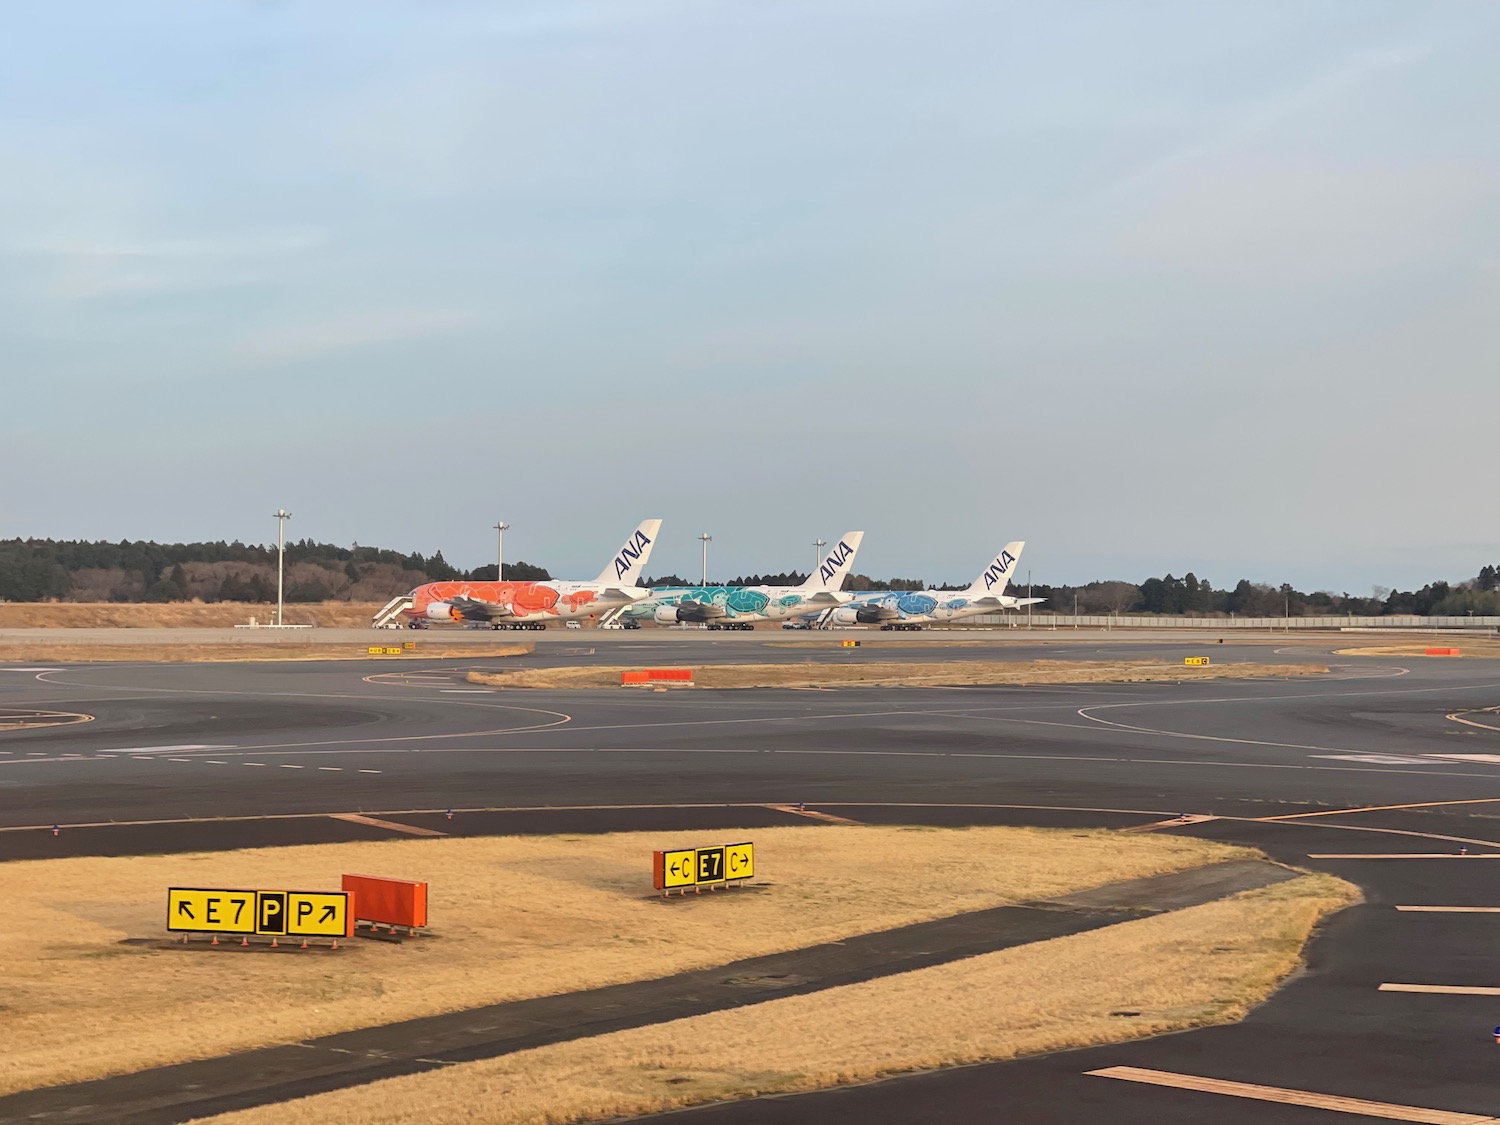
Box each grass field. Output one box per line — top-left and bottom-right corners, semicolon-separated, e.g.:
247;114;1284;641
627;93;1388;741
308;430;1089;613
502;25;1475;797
0;642;532;663
195;873;1357;1125
0;826;1247;1095
0;602;384;629
468;659;1324;690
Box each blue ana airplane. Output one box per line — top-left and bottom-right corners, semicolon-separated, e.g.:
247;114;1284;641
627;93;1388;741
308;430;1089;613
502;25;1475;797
625;532;865;630
814;541;1040;630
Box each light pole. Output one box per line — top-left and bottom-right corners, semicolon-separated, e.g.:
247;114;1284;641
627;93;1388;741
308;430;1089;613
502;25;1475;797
814;538;826;578
493;522;509;582
273;508;291;626
1027;568;1033;630
698;533;712;585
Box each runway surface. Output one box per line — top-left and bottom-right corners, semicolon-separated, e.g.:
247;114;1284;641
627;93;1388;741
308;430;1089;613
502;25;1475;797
4;636;1500;1122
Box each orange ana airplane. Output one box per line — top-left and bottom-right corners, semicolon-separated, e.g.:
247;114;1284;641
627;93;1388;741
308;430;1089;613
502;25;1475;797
404;519;662;630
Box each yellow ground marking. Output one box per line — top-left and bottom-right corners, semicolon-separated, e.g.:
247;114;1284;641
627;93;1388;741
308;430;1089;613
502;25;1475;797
1447;708;1500;734
328;813;447;837
1260;796;1500;821
1087;1065;1498;1123
763;804;864;825
1123;814;1218;833
0;708;95;731
1395;906;1500;913
1380;983;1500;996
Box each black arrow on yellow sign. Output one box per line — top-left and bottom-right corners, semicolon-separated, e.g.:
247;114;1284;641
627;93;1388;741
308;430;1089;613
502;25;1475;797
319;905;336;923
177;901;195;920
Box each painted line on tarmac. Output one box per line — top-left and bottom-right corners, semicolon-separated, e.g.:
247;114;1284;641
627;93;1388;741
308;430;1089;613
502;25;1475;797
763;804;863;825
1380;983;1500;997
1087;1065;1496;1123
1309;853;1500;859
329;813;446;837
1396;906;1500;913
1262;797;1500;821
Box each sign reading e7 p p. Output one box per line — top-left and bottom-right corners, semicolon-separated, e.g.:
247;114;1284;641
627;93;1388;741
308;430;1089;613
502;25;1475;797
167;888;353;937
653;842;754;891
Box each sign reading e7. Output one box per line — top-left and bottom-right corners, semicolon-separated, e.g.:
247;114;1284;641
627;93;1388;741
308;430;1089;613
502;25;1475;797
652;842;755;891
167;888;258;935
167;888;352;937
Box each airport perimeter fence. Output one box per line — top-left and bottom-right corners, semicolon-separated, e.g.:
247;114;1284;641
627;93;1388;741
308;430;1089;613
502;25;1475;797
966;614;1500;631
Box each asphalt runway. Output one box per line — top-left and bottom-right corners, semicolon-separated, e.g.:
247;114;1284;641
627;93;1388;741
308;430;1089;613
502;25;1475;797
5;639;1500;1122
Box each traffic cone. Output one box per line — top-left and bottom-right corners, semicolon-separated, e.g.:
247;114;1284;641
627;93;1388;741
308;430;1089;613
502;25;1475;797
301;939;308;949
211;935;219;946
51;825;59;837
271;938;278;948
240;936;249;947
331;939;339;950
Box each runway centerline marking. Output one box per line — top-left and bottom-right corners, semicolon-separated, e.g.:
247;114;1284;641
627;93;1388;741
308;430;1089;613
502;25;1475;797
1380;983;1500;997
1087;1065;1497;1123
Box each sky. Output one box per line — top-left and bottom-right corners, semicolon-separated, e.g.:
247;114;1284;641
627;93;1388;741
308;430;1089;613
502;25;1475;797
4;1;1498;592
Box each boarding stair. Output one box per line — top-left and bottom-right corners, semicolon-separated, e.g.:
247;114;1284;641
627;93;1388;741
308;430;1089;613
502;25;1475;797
372;595;414;629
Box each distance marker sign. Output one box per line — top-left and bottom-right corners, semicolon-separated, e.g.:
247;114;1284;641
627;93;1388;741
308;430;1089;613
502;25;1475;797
167;888;352;937
653;842;754;891
1184;656;1211;666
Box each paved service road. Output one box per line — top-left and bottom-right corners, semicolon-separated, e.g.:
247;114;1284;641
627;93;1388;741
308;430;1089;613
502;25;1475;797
3;642;1500;1123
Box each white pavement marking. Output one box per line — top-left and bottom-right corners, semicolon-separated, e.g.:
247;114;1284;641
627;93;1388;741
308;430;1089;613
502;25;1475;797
279;764;304;769
1309;853;1500;859
97;743;233;755
440;689;494;693
1087;1065;1497;1123
166;758;192;763
1395;906;1500;913
317;766;342;771
1380;983;1500;996
357;769;382;774
1123;814;1218;833
1312;754;1446;765
1426;754;1500;764
243;762;266;767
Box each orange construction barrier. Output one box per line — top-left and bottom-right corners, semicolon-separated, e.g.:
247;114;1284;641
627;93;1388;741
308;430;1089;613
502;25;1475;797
621;669;694;685
1426;647;1461;657
342;874;428;929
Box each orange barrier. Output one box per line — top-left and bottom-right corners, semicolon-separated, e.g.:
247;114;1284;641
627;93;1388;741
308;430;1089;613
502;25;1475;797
1426;647;1461;657
621;668;694;685
341;874;428;929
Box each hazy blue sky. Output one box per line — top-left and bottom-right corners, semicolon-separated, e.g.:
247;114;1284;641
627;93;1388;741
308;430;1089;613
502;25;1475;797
4;2;1497;591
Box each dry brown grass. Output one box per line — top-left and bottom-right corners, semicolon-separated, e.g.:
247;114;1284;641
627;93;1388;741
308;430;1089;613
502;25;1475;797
0;602;384;629
468;659;1324;690
0;826;1245;1095
196;873;1358;1125
1336;643;1500;658
0;642;531;663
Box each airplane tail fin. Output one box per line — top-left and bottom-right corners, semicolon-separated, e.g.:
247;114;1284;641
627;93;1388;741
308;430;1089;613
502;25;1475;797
801;531;864;590
596;519;663;586
963;541;1025;597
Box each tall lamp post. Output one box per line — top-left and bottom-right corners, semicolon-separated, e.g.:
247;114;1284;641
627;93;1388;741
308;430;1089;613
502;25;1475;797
698;533;712;585
273;508;291;626
493;522;509;581
814;538;827;577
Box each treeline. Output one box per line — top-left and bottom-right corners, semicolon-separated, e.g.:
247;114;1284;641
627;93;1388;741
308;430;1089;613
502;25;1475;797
0;539;551;604
1028;565;1500;618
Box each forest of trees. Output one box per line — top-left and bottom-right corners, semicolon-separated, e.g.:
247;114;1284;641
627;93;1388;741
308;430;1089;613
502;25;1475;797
0;539;550;604
4;537;1499;616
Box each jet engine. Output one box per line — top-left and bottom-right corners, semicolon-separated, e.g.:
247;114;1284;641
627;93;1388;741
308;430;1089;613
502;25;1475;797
425;602;462;621
655;600;728;625
828;604;900;626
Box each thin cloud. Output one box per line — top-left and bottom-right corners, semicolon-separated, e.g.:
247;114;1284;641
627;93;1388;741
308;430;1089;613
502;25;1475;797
240;308;477;365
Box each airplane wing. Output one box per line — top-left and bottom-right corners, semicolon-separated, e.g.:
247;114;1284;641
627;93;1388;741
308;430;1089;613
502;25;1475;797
449;595;515;621
600;587;647;601
799;591;847;605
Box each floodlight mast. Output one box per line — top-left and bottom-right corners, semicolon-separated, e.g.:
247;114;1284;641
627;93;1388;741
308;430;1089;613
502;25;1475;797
814;539;827;577
698;533;712;585
273;509;291;626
